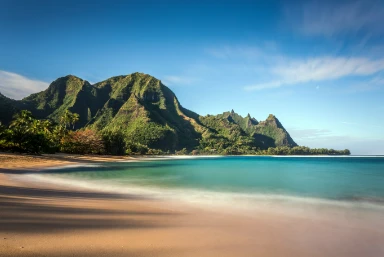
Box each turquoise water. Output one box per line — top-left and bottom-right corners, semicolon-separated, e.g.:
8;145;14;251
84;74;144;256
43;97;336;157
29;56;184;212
35;156;384;206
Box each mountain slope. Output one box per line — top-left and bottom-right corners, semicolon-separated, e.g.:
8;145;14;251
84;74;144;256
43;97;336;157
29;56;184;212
217;110;259;132
87;73;201;150
252;114;297;147
0;93;19;125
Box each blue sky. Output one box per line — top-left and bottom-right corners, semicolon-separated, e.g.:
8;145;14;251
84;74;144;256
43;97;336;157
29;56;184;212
1;0;384;154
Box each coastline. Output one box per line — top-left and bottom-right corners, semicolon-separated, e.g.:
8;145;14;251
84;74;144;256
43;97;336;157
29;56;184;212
1;153;384;257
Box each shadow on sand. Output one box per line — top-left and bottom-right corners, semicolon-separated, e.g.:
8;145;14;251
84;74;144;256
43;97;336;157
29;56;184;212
0;184;179;234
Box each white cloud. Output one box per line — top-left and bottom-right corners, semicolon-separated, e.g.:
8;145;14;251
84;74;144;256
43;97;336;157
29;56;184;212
162;75;197;86
288;0;384;37
0;70;49;100
245;57;384;91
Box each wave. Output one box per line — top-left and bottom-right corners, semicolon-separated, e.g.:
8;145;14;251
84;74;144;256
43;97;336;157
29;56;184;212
23;173;384;215
118;155;224;162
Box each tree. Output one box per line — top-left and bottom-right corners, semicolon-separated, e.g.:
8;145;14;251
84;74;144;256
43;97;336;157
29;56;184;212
60;129;105;154
60;110;80;130
9;110;34;151
102;130;126;155
175;148;188;155
6;110;55;153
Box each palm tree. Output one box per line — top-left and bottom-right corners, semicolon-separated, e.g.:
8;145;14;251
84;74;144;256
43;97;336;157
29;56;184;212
60;110;80;130
71;113;79;130
10;110;33;129
9;110;34;150
39;120;53;134
60;110;71;130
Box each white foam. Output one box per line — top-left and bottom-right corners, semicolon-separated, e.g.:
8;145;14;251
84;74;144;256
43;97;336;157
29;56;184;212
23;173;384;217
43;164;104;170
168;155;223;159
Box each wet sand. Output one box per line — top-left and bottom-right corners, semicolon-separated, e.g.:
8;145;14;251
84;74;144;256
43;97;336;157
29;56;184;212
1;153;383;257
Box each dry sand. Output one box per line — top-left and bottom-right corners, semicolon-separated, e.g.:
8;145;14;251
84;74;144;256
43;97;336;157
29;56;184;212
0;153;137;171
1;153;383;257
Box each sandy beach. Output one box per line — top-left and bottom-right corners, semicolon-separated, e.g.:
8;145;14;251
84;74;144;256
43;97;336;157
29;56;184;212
1;153;383;257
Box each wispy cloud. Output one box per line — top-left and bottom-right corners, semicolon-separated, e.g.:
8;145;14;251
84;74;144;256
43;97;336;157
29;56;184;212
162;75;197;86
290;131;384;154
207;43;384;92
341;121;384;129
287;0;384;37
244;57;384;91
341;121;359;126
346;74;384;92
0;70;49;100
288;128;334;140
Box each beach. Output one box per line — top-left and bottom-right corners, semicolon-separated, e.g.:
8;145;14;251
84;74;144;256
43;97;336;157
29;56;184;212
1;153;384;257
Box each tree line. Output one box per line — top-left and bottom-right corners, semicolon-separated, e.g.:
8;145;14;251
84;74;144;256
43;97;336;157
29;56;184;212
0;110;350;156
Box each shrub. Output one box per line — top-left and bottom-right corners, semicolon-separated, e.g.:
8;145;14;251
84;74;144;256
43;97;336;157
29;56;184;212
61;129;105;154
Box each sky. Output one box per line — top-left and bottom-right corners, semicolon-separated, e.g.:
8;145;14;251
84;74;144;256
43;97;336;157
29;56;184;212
1;0;384;154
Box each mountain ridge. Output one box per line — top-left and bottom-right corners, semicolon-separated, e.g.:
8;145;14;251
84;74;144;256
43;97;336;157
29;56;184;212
0;72;297;153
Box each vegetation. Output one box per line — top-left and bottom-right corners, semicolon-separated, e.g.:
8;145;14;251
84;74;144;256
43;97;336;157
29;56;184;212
0;72;350;156
0;110;103;154
263;146;350;155
0;110;55;153
0;109;350;156
60;129;104;154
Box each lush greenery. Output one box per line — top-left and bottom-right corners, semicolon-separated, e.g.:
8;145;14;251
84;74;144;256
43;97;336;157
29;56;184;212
0;72;350;155
0;110;103;154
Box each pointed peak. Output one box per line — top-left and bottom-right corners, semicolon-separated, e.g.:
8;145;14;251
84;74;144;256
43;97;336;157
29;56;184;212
63;74;79;79
60;75;86;81
50;75;89;86
47;75;90;94
231;109;235;114
132;72;145;75
263;114;285;129
130;72;157;79
247;113;251;118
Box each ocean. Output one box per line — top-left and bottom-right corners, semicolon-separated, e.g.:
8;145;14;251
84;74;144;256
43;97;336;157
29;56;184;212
29;156;384;213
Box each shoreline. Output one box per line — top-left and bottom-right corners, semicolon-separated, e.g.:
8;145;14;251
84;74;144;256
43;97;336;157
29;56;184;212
1;153;384;257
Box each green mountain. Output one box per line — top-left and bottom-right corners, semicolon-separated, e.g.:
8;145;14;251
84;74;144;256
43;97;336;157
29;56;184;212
0;72;297;152
208;110;297;148
197;110;296;154
21;75;97;128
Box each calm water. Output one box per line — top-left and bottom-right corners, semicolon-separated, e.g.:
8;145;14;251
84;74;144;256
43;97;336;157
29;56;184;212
32;156;384;208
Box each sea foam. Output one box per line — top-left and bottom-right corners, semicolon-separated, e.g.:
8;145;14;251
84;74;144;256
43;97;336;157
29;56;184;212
23;173;384;217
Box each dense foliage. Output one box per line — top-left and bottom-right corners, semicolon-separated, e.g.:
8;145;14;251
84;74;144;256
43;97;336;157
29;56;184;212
0;73;350;155
0;110;350;156
0;110;104;154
